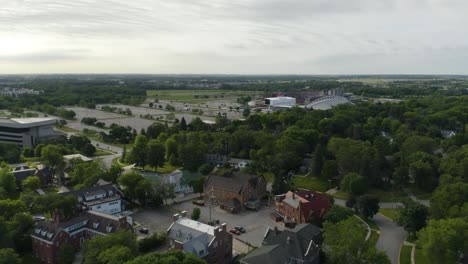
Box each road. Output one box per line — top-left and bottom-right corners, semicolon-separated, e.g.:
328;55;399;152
58;129;123;168
374;214;406;264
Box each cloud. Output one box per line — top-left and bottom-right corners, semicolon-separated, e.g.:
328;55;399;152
0;0;467;73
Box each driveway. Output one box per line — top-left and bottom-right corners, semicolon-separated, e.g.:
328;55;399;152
132;208;175;239
374;214;406;264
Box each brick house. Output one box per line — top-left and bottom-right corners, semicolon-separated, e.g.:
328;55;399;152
204;171;267;213
274;191;331;224
167;211;232;264
31;210;132;264
12;164;52;188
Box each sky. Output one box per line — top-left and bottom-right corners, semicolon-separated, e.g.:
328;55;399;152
0;0;467;74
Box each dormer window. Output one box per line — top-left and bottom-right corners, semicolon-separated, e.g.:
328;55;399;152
47;232;54;239
41;230;47;236
35;228;41;234
106;225;113;233
93;222;100;229
108;190;113;196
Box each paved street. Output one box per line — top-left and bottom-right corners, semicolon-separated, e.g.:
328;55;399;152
374;213;406;264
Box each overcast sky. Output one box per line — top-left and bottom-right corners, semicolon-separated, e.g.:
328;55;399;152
0;0;467;74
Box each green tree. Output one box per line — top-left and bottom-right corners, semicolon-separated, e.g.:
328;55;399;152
191;208;201;220
57;244;76;264
146;140;166;171
323;217;389;264
418;218;468;264
0;168;16;198
129;135;148;168
354;195;379;219
397;201;428;238
21;176;41;192
430;182;468;219
126;251;206;264
190;177;206;196
97;245;133;264
321;160;338;180
340;172;368;196
0;248;21;264
198;164;213;175
40;145;65;184
83;231;137;264
323;205;354;224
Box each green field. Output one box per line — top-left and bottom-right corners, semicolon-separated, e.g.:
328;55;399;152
147;89;261;102
399;245;412;264
291;177;329;192
415;247;437;264
379;208;400;222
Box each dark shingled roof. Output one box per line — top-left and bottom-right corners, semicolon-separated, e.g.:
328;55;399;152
240;224;322;264
205;171;263;193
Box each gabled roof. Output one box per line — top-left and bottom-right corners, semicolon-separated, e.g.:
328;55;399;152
205;171;263;193
241;224;321;264
281;190;331;220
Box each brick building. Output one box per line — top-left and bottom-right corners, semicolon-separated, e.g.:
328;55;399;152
31;210;132;264
167;212;232;264
204;171;267;213
274;191;331;224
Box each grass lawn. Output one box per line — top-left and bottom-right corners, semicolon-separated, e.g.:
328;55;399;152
139;162;179;174
147;89;261;103
112;157;130;167
291;177;329;192
414;246;437;264
258;172;274;182
367;188;411;203
94;148;114;157
332;190;350;200
379;208;400;222
399;245;412;264
56;125;80;133
368;230;380;245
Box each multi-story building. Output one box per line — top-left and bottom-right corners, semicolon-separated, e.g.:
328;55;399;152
31;210;132;264
61;181;123;215
0;117;60;147
274;191;331;225
204;171;267;213
240;224;322;264
167;212;232;264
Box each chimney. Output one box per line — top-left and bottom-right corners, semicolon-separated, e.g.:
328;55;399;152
274;226;279;235
286;236;291;244
181;211;187;217
221;223;227;231
173;213;180;221
292;193;295;199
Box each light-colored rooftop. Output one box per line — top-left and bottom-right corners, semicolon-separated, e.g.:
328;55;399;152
63;154;93;162
0;117;57;128
175;217;216;236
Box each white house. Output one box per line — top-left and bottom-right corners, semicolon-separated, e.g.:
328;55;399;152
163;169;193;194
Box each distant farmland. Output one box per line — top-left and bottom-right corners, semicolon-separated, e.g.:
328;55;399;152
146;89;261;102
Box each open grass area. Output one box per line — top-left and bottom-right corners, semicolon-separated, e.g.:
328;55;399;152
56;125;80;133
291;177;329;192
379;208;400;222
112;157;130;167
147;89;260;103
332;190;350;200
367;188;411;203
415;246;437;264
399;245;412;264
368;230;380;245
258;172;274;182
137;162;179;174
94;148;114;157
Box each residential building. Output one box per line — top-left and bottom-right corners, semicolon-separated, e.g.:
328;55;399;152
167;212;232;264
0;117;60;147
240;224;322;264
162;169;193;194
274;191;331;225
61;181;123;214
31;210;132;264
204;170;267;213
11;164;53;188
63;154;93;163
227;158;250;169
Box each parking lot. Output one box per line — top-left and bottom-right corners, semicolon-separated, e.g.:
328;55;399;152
132;199;284;249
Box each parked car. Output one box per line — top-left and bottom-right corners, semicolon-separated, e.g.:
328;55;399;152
32;215;46;221
234;226;246;233
192;200;205;206
139;228;149;234
229;228;240;235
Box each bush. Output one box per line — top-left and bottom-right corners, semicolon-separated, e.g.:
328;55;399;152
191;208;201;220
138;233;167;253
198;163;214;175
